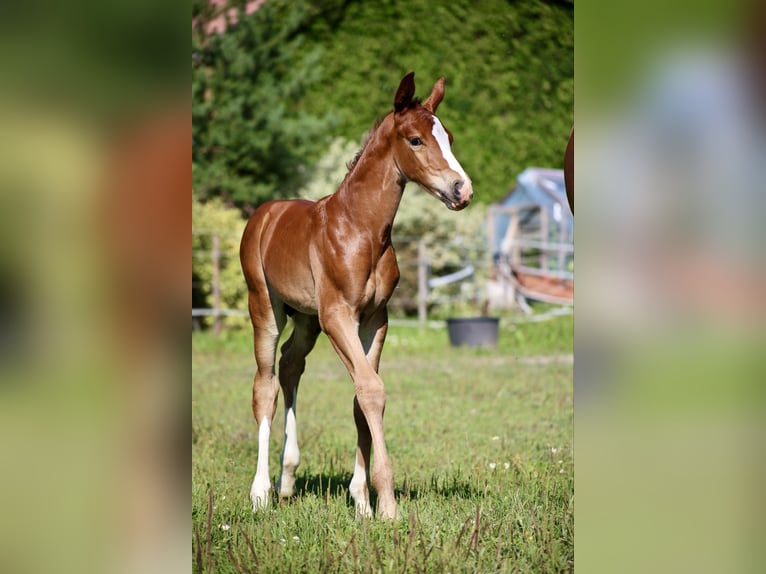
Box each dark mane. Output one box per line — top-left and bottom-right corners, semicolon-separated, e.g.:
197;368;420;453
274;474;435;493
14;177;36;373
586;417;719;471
345;116;384;175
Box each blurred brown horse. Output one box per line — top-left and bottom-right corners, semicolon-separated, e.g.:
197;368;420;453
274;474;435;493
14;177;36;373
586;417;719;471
240;72;473;519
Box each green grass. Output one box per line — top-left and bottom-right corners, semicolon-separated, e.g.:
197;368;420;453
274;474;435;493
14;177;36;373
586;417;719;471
192;316;573;573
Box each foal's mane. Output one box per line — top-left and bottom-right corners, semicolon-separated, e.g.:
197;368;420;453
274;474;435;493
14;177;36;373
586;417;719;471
345;117;383;174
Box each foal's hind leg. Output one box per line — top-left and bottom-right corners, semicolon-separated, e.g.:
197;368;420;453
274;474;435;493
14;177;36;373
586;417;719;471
276;313;321;499
248;291;287;511
350;396;373;518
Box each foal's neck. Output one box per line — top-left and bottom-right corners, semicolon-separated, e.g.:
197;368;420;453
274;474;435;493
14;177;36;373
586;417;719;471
334;114;404;240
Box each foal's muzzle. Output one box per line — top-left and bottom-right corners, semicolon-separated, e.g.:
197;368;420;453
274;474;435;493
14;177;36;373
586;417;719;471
444;179;473;211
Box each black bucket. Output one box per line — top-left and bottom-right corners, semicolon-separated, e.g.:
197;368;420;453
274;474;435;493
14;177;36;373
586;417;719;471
446;317;499;348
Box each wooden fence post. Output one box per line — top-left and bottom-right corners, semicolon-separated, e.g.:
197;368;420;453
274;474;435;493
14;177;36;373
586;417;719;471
509;212;520;266
558;208;566;275
417;239;428;327
540;207;549;271
211;234;221;336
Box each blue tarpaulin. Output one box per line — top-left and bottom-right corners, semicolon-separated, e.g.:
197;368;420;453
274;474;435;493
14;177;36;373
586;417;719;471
490;167;573;257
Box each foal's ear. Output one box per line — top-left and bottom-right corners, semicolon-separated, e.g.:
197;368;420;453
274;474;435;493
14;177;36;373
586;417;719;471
423;76;445;113
394;72;416;113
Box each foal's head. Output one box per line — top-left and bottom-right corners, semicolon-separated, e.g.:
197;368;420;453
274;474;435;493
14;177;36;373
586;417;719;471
390;72;474;211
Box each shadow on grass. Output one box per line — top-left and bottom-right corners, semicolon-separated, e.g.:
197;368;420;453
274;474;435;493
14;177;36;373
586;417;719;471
422;475;485;500
293;471;354;499
288;471;382;510
286;471;483;511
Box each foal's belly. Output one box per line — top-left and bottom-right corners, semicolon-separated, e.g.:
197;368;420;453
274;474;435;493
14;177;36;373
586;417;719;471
262;243;317;313
267;263;317;314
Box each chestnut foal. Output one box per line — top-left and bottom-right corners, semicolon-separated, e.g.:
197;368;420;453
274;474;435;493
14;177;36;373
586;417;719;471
240;72;473;519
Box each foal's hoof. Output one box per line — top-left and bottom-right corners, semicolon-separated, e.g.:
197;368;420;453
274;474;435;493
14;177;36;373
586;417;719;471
251;494;270;512
377;503;400;521
250;482;272;512
354;502;374;521
251;495;270;512
276;477;296;500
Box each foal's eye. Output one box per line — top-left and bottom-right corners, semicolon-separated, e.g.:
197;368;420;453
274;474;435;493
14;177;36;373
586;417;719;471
409;137;422;146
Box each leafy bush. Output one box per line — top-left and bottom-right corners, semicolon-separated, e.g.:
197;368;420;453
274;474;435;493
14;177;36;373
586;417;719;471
297;137;358;201
392;188;488;316
192;198;249;329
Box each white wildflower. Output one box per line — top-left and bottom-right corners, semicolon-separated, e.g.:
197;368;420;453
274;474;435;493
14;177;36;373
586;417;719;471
491;436;500;441
488;462;496;469
221;523;230;531
503;462;510;470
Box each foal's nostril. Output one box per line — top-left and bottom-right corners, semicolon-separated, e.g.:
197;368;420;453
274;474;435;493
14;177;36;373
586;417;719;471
452;180;464;198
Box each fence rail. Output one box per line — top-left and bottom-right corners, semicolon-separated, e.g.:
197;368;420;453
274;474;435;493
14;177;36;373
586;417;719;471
192;308;248;317
193;233;485;332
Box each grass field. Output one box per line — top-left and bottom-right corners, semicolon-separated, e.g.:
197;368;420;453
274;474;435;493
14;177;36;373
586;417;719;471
192;314;573;573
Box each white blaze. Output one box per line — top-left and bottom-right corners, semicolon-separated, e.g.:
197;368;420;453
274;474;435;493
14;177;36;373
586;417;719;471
431;117;469;181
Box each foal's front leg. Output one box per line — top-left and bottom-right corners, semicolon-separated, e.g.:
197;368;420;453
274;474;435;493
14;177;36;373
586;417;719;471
321;307;397;520
350;396;373;519
349;310;390;518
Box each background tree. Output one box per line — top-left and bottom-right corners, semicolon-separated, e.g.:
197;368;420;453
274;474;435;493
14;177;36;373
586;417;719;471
192;0;333;208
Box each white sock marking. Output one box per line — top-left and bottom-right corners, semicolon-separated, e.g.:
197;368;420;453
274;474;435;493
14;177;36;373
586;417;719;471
278;406;300;497
282;407;299;467
349;452;372;518
251;417;272;509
